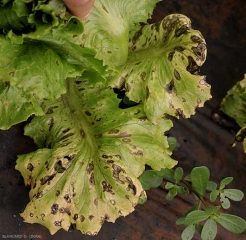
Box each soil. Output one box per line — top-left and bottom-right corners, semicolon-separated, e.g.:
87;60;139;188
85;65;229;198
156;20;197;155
0;1;246;239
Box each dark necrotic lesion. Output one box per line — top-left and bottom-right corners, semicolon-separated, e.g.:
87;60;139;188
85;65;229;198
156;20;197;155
186;56;200;74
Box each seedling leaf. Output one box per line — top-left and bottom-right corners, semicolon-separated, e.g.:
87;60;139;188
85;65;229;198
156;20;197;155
191;166;210;196
217;214;246;234
201;218;217;240
181;224;195;240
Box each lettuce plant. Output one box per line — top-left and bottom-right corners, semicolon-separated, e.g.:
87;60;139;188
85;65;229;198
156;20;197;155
0;0;212;235
221;74;246;151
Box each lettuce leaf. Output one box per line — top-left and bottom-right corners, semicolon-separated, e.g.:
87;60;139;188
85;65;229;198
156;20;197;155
82;0;161;68
221;74;246;128
16;77;177;235
221;74;246;151
1;0;212;235
0;81;44;130
110;14;211;123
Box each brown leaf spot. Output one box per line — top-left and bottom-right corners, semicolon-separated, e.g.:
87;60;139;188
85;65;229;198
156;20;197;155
108;129;120;134
40;174;55;185
102;181;114;195
85;111;92;116
89;215;95;221
73;214;78;220
133;150;143;156
139;116;147;122
174;69;181;80
80;215;85;222
80;129;85;138
110;200;115;205
47;117;54;131
89;173;95;185
186;56;200;74
175;108;185;118
36;191;43;198
175;25;189;37
27;163;34;171
41;213;45;221
190;35;203;43
87;162;94;174
174;46;185;52
64;194;71;203
168;51;175;61
54;220;62;227
51;203;59;215
140;72;146;81
165;80;174;93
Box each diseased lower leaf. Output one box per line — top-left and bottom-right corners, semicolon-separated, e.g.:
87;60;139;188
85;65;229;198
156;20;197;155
0;82;44;130
16;78;177;235
110;14;211;124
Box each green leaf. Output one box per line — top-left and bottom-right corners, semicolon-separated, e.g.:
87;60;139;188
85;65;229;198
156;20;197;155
157;168;174;178
177;186;189;195
181;224;195;240
167;136;179;151
176;203;199;225
0;37;70;100
110;14;211;124
138;191;147;204
232;126;246;151
174;167;183;183
220;177;233;189
138;170;163;190
210;190;219;202
191;166;210;196
165;182;174;190
166;187;178;201
220;194;230;209
204;206;221;215
181;210;210;226
206;181;217;191
16;77;177;235
223;189;244;201
221;74;246;128
217;214;246;234
0;82;44;130
0;0;29;31
201;218;217;240
83;0;161;67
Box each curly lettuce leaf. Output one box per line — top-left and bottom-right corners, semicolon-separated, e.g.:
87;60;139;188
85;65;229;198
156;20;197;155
82;0;161;68
221;74;246;151
110;14;211;124
0;81;44;129
0;0;29;32
221;74;246;128
16;77;177;235
0;0;110;101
